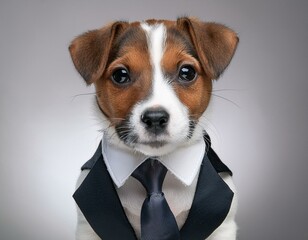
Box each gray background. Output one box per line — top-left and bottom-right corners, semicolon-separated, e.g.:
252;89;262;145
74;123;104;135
0;0;307;239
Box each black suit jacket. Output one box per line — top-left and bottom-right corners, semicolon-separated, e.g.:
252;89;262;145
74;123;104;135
73;140;233;240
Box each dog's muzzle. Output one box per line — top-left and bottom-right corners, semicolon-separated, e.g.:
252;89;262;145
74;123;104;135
141;107;169;135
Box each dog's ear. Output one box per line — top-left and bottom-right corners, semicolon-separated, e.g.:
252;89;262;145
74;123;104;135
69;21;128;84
177;17;239;80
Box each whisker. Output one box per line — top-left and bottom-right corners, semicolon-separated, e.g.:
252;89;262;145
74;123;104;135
114;126;132;131
98;124;113;133
70;89;105;101
211;93;240;108
196;116;221;146
70;92;97;101
109;117;126;121
212;88;244;92
107;131;119;141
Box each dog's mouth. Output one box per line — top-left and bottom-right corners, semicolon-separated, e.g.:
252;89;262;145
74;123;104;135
114;118;197;152
114;121;168;148
139;140;168;148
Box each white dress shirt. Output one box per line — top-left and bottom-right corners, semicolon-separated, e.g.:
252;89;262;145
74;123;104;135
101;134;206;188
76;134;237;240
99;134;205;238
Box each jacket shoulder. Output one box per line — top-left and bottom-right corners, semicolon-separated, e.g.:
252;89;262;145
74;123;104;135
81;142;102;170
207;147;233;176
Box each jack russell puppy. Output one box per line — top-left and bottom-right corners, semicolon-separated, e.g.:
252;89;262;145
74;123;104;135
69;17;239;240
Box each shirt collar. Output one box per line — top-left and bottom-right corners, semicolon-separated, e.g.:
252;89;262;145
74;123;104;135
102;134;205;188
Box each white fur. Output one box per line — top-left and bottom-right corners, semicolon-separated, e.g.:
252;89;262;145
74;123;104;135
130;23;192;156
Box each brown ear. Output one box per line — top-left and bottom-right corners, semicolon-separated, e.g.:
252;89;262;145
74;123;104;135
177;17;239;80
69;21;128;84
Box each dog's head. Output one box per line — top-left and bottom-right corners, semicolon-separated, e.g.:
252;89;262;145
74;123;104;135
69;18;238;156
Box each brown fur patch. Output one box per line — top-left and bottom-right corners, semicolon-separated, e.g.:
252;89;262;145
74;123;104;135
177;18;239;79
69;22;129;84
94;25;152;124
163;26;212;120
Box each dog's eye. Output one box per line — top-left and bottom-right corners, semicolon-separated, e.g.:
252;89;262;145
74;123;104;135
179;65;197;82
112;68;131;85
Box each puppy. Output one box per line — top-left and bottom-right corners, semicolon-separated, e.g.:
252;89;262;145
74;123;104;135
69;17;238;240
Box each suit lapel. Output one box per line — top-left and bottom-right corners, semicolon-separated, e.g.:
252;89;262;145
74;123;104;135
74;143;233;240
180;147;234;240
73;144;137;240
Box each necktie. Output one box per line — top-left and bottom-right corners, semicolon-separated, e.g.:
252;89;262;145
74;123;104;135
132;158;181;240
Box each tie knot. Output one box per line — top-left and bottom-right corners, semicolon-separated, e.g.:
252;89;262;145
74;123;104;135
132;158;167;194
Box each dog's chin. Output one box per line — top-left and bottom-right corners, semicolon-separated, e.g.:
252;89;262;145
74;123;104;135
106;125;204;157
132;125;205;156
133;141;179;156
122;131;203;156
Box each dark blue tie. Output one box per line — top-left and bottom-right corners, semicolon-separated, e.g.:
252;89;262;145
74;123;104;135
132;158;181;240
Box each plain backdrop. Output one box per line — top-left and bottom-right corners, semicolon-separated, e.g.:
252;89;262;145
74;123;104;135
0;0;307;239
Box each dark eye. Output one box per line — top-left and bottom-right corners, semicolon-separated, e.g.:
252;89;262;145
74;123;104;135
112;68;131;85
179;65;197;82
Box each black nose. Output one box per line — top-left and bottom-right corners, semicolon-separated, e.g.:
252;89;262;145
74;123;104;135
141;108;170;135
